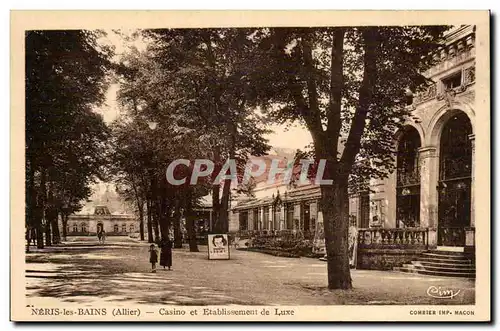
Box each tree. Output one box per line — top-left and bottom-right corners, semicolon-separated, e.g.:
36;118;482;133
25;30;113;248
247;26;449;289
113;48;214;249
109;118;155;242
144;29;271;234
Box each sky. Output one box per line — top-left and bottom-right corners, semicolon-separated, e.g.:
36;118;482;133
97;30;313;151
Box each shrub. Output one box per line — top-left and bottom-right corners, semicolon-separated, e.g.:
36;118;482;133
249;235;314;257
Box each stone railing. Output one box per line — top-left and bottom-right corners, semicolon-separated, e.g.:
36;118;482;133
357;228;428;249
437;226;466;247
235;229;314;240
412;29;475;105
426;31;475;77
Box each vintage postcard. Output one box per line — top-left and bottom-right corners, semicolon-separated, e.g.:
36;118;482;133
11;10;490;322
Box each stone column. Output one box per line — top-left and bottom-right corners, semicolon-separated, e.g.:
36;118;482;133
269;205;274;230
280;207;285;231
259;207;264;230
418;146;439;248
468;134;475;228
463;134;476;253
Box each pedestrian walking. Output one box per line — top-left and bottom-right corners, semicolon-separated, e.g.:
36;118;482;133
159;238;173;270
97;229;106;244
149;244;158;273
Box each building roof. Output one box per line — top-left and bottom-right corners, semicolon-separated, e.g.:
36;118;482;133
233;184;321;211
74;182;135;216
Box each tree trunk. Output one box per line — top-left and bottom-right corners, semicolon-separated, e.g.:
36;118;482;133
45;186;56;246
219;180;231;233
45;220;52;246
211;185;220;233
153;199;160;243
146;199;154;243
211;144;221;233
26;154;36;252
320;179;352;290
25;227;30;253
36;168;46;249
186;195;199;252
45;206;59;244
217;127;236;234
132;183;145;241
157;196;171;241
150;177;160;243
51;213;60;244
61;213;68;241
173;201;183;248
138;204;145;241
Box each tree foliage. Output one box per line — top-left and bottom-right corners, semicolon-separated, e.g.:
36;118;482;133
141;29;272;232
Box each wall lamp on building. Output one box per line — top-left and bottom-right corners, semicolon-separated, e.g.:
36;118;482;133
436;181;448;194
405;88;414;105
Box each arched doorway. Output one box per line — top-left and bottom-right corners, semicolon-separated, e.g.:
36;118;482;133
97;222;104;233
438;112;473;247
396;126;421;228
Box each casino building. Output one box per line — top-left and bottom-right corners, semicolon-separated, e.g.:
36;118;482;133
231;25;477;277
61;184;138;236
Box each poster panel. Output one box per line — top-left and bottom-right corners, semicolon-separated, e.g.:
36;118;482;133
208;234;230;260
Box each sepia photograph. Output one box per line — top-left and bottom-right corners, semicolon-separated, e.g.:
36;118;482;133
10;10;490;322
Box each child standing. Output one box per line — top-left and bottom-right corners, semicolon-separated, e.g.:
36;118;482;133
149;244;158;273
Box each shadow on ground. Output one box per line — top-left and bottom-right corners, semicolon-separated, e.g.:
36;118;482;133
26;245;251;306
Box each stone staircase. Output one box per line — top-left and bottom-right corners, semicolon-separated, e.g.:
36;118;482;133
395;250;475;278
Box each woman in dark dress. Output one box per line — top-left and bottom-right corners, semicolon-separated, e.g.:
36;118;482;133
159;238;173;270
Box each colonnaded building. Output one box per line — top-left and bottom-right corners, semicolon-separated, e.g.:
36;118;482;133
60;183;138;236
231;25;476;277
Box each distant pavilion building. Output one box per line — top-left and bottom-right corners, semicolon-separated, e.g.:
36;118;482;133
61;184;138;236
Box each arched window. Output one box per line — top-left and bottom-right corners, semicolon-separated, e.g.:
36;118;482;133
114;224;119;233
72;223;78;233
81;223;87;233
129;224;134;232
396;126;421;228
438;112;473;246
122;224;127;233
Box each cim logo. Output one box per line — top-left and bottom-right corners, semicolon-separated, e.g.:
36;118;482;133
426;286;461;299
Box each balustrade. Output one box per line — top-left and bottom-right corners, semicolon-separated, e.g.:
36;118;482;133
357;228;428;249
235;229;315;240
437;226;467;247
